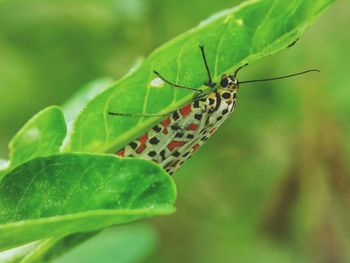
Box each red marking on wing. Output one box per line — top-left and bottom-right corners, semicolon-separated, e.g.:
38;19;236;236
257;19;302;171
187;123;199;131
136;134;148;154
116;148;125;157
179;104;192;117
161;117;171;134
161;117;171;127
167;141;187;151
170;160;180;168
192;143;200;152
210;127;217;134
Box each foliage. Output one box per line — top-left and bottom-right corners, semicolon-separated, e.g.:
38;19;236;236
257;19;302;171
0;0;340;262
0;154;175;251
8;106;66;167
65;0;335;154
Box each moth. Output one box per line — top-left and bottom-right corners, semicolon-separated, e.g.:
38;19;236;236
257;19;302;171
110;46;318;175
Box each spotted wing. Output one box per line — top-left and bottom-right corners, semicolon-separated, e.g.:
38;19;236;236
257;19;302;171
116;91;235;174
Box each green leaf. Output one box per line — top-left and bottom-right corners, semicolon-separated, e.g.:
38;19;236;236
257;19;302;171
14;224;156;263
0;153;176;251
17;234;98;263
65;0;335;153
0;171;7;181
9;106;67;167
62;78;114;125
0;242;38;263
0;159;8;169
52;224;157;263
0;160;9;180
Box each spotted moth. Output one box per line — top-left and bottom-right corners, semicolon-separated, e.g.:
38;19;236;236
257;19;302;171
110;46;318;175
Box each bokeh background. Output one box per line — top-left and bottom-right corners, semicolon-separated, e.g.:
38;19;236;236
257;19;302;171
0;0;349;262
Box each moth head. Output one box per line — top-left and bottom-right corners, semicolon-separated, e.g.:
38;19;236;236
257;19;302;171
220;74;239;89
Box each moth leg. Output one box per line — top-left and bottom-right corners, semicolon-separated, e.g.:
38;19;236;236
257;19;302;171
153;71;202;94
199;45;216;88
108;112;170;117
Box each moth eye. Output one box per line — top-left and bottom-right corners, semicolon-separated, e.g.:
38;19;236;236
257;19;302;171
220;78;229;88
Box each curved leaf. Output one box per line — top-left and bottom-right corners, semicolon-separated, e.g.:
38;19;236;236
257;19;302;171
0;242;38;263
0;154;176;251
65;0;335;153
9;106;67;167
52;225;157;263
0;160;9;180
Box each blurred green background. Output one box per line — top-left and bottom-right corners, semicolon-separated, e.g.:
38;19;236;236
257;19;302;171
0;0;349;262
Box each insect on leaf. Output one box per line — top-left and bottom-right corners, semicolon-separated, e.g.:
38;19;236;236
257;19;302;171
65;0;335;155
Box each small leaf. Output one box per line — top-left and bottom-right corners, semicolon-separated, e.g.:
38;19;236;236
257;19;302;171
52;225;157;263
9;106;67;167
0;160;9;180
14;224;157;263
0;242;38;263
17;234;98;263
0;153;176;251
65;0;335;154
0;159;8;169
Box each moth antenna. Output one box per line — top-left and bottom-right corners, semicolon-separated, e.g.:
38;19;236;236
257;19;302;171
239;69;320;84
233;63;249;77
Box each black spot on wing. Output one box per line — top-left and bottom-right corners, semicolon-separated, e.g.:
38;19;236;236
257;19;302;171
186;134;195;139
194;113;202;120
222;109;229;115
171;124;182;131
172;111;180;121
153;125;162;132
172;151;181;157
129;142;138;149
148;151;157;157
182;151;191;158
222;92;231;99
208;98;215;105
160;150;166;161
193;100;200;108
150;137;160;145
175;132;184;138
